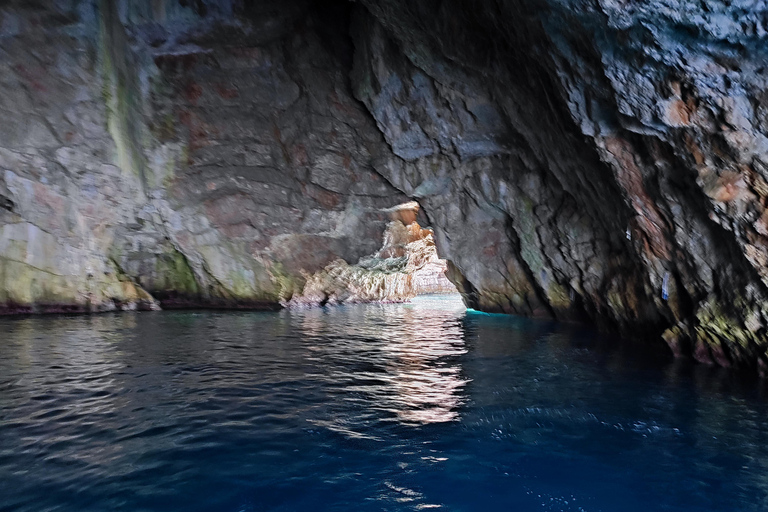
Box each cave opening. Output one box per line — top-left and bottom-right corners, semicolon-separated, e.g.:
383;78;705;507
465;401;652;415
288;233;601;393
1;0;767;375
6;0;768;509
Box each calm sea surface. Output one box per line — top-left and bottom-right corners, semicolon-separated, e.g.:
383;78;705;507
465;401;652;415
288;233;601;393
2;295;768;512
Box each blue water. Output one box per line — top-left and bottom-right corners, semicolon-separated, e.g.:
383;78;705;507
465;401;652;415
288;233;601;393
2;295;768;512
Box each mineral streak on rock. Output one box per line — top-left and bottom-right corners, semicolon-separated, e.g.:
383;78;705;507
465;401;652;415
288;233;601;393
5;0;768;372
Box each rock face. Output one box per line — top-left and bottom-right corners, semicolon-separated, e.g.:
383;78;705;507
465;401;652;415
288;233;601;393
5;0;768;371
350;0;768;372
0;0;405;312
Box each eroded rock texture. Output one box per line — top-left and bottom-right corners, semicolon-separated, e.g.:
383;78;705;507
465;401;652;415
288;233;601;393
0;0;405;312
4;0;768;371
351;0;768;372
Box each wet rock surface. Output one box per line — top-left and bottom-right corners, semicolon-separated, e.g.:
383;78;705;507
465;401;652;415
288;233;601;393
4;0;768;371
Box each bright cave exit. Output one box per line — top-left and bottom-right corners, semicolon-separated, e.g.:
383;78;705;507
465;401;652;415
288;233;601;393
289;201;460;306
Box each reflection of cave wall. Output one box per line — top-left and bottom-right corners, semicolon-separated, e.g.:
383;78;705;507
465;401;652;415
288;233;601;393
6;0;768;370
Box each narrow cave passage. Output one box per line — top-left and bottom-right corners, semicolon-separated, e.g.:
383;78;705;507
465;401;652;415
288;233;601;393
365;201;460;297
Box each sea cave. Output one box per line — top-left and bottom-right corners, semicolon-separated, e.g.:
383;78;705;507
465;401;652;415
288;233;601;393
4;0;768;510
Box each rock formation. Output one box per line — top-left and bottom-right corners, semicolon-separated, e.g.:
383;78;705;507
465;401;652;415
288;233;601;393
290;202;457;306
5;0;768;372
349;0;768;372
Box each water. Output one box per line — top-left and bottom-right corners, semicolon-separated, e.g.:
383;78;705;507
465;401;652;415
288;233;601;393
2;295;768;512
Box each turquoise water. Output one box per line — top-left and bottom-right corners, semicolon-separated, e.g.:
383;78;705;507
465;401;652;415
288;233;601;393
1;295;768;511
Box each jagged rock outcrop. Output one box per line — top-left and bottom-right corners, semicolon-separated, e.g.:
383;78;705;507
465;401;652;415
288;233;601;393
5;0;768;372
290;202;456;306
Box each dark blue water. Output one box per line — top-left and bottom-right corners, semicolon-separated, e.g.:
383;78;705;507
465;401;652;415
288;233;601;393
2;295;768;512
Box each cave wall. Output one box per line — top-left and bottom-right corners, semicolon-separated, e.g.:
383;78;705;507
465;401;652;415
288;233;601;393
0;0;406;312
351;0;768;371
4;0;768;370
0;0;159;312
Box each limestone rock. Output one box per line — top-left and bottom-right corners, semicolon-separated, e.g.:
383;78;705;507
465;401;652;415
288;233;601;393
0;0;405;312
350;0;768;371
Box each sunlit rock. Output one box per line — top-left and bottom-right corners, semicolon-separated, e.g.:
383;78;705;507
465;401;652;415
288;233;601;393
288;202;457;306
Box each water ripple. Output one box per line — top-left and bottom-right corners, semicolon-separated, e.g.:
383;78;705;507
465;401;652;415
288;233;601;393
1;295;768;511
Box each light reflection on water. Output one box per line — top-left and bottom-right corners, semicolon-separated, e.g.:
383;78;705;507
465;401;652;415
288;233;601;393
299;296;469;426
2;295;768;511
